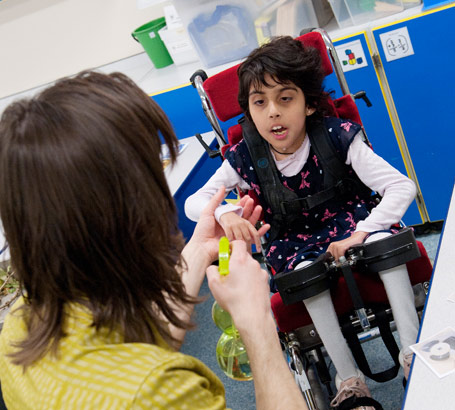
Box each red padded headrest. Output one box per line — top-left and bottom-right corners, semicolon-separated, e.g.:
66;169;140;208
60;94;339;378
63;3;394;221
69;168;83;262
295;32;333;77
203;64;242;122
203;32;333;122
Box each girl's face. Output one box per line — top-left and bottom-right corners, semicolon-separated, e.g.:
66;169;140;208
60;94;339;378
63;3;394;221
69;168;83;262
248;74;315;160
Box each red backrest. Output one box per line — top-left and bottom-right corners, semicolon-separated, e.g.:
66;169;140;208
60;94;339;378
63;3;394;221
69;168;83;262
295;31;333;77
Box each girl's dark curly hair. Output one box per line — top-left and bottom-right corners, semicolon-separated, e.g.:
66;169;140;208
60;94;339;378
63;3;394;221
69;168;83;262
238;36;332;122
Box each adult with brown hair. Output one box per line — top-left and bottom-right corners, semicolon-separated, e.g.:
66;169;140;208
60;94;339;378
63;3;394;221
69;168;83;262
0;71;308;410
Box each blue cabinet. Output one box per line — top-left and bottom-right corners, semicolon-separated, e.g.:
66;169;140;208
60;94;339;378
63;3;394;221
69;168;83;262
326;4;455;225
371;4;455;222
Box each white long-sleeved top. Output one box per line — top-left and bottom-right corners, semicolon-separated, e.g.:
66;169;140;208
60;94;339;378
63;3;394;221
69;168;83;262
185;132;417;233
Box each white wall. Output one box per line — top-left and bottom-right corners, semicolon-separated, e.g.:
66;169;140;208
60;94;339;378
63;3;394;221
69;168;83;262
0;0;171;99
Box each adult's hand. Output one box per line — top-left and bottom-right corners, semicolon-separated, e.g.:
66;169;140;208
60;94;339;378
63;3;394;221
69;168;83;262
206;240;270;327
206;241;309;410
174;190;268;348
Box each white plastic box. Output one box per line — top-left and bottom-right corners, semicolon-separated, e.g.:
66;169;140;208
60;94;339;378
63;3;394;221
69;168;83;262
327;0;354;28
312;0;336;27
345;0;404;25
257;0;320;40
172;0;325;68
172;0;259;68
328;0;405;28
158;25;199;66
402;0;421;8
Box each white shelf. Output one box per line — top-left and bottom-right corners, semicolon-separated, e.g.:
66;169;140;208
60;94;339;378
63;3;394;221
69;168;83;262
164;132;215;195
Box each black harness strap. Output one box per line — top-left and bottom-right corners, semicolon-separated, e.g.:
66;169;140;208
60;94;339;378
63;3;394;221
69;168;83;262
238;117;294;210
280;179;360;213
306;120;372;202
240;117;302;242
306;120;349;189
239;117;371;228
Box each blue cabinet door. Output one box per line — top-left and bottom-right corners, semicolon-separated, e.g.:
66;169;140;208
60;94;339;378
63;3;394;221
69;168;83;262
372;5;455;222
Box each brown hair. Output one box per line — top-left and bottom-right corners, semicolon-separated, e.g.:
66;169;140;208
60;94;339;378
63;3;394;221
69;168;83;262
0;71;193;367
238;36;332;121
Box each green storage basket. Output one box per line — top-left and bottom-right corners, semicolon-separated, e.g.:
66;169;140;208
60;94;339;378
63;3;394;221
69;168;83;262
132;17;173;69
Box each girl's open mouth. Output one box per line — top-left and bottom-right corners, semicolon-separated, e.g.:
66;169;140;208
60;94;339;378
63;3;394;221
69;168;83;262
271;125;288;139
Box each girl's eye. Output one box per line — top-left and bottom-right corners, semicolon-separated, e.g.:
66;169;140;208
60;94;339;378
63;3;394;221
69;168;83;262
253;99;264;106
281;96;292;102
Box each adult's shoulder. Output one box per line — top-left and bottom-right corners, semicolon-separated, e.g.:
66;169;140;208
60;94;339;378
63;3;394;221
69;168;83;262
136;349;226;409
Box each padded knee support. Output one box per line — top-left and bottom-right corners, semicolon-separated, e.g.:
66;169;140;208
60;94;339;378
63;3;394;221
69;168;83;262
274;253;335;305
274;227;421;306
348;228;421;273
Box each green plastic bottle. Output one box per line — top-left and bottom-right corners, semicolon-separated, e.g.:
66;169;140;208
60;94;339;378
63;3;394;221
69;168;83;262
213;237;252;381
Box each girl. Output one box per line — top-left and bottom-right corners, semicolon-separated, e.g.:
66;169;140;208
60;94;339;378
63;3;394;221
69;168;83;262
185;36;418;410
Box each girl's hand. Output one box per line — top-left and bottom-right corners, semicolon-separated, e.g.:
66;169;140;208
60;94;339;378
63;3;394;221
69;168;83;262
327;231;368;261
219;210;269;251
189;188;269;264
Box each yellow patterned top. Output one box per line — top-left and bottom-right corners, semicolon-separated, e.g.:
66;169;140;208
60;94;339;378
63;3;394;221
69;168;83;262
0;298;227;410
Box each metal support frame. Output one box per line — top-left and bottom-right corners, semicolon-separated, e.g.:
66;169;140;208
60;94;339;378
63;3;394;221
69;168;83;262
191;72;227;148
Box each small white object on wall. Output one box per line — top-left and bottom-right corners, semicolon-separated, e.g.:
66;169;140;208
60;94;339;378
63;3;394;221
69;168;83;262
379;26;415;62
335;39;368;73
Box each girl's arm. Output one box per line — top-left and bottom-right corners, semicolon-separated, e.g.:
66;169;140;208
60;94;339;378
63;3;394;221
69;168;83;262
185;161;266;246
347;132;416;232
184;160;250;222
327;132;416;260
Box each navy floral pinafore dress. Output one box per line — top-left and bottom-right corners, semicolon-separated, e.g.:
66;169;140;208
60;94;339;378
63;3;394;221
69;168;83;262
224;117;378;275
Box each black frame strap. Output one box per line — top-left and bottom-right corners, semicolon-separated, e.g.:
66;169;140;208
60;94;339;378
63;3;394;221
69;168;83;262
338;263;364;312
341;306;400;383
338;395;384;410
338;261;370;330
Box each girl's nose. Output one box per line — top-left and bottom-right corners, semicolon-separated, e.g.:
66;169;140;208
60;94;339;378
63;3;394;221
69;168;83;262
268;102;281;118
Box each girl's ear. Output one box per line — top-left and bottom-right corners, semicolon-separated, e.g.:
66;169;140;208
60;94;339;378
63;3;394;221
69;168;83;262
306;106;316;116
